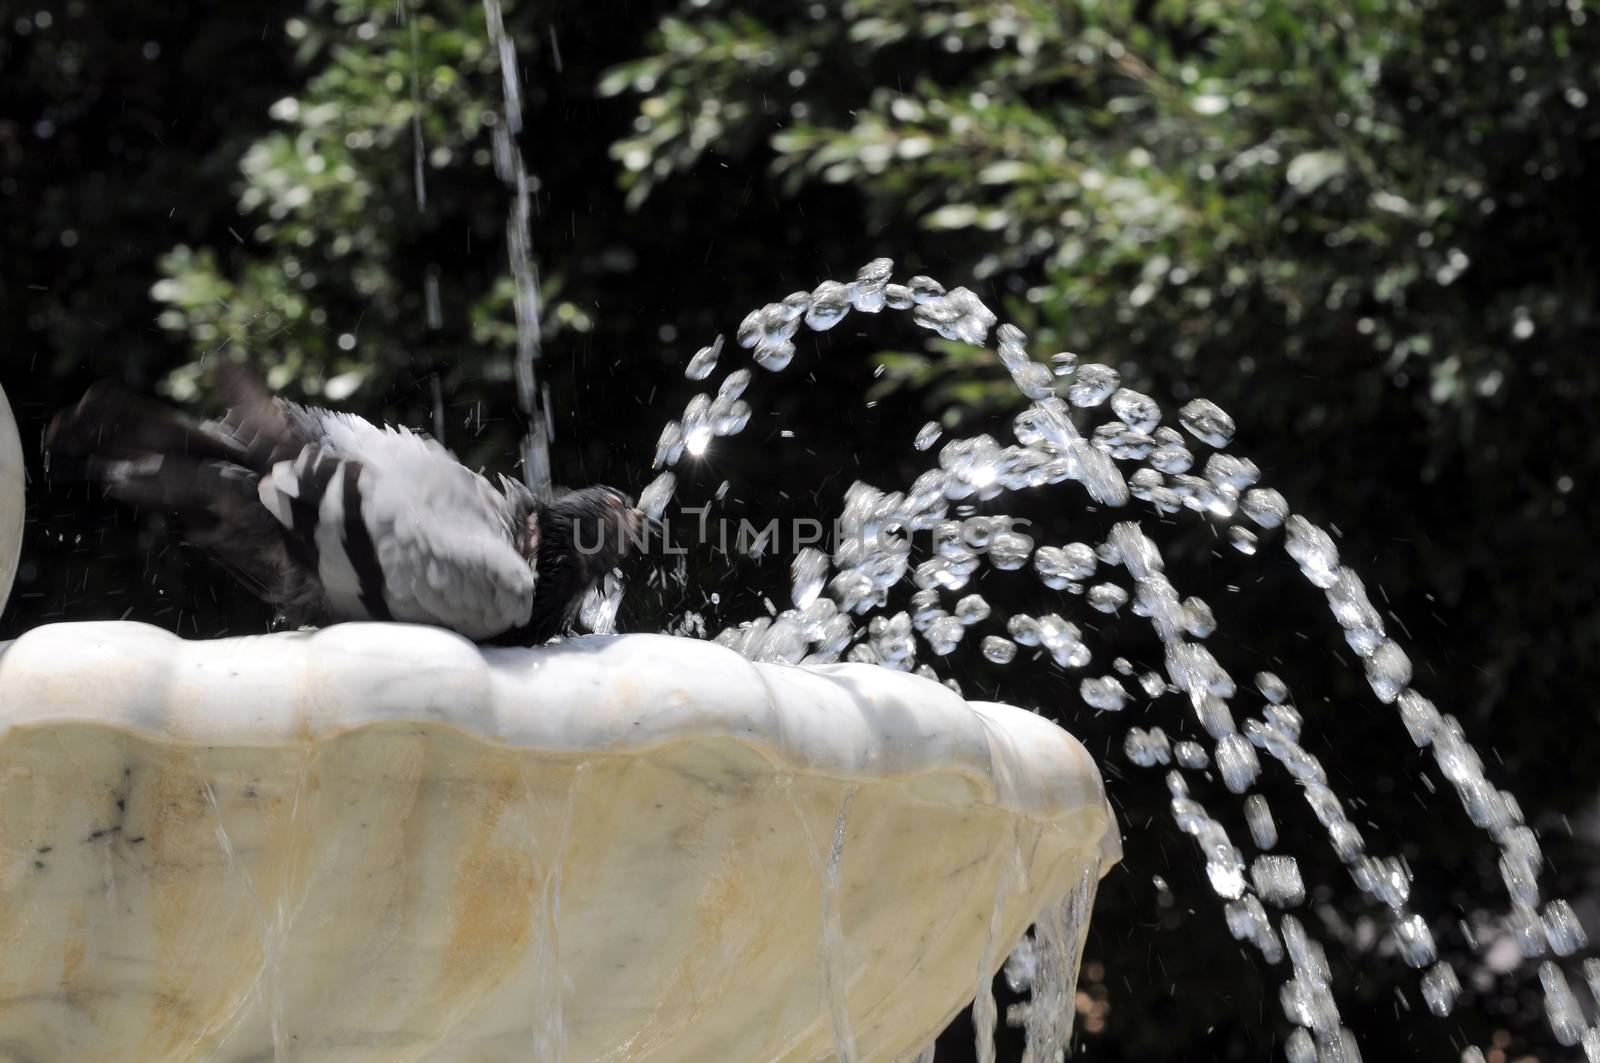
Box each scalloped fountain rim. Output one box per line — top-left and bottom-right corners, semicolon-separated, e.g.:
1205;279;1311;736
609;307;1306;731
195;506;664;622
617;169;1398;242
0;621;1119;856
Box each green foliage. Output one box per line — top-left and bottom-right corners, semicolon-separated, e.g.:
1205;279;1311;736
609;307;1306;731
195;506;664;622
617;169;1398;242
148;0;592;415
606;0;1599;424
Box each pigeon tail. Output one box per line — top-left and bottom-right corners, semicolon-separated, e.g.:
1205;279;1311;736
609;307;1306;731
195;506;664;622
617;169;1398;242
46;377;329;625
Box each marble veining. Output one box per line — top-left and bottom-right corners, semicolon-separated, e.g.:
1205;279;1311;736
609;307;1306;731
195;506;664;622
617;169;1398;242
0;622;1118;1062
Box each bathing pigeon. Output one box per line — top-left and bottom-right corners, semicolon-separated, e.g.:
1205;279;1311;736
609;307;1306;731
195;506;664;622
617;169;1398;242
46;366;644;643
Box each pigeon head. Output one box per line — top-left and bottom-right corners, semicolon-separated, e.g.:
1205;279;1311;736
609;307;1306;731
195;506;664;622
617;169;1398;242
519;484;648;642
550;485;646;567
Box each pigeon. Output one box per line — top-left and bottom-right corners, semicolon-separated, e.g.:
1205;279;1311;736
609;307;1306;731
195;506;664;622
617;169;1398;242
47;367;645;644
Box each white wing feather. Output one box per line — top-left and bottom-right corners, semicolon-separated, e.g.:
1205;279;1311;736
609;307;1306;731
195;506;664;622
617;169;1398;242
259;413;537;640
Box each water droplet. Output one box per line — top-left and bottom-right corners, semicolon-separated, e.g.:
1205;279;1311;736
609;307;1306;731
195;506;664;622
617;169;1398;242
954;594;990;624
1124;726;1171;766
685;333;725;380
1252;854;1306;907
654;421;685;468
792;547;829;610
638;471;676;520
1013;361;1055;401
1512;901;1549;958
1255;672;1290;704
1544;899;1588;956
1285;516;1340;588
1363;639;1412;703
1397;689;1442;746
1178;398;1236;447
1087;583;1129;613
804;280;851;331
924;614;964;655
981;635;1016;664
1285;1029;1316;1063
918;286;996;345
1542;961;1586;1046
995;323;1030;372
1205;453;1260;490
736;308;763;349
718;368;751;403
1092;421;1156;460
1013;398;1079;450
1058;543;1098;580
1080;675;1128;711
1420;961;1460;1017
1245;794;1278;849
1067;363;1120;407
1008;613;1043;646
1070;441;1129;505
914;421;941;451
987;530;1033;570
706;396;746;436
1395;913;1437;968
1205;853;1247;900
1149;444;1194;474
754;339;796;371
1242;487;1289;529
1110;388;1162;433
1182;596;1216;637
1034;546;1081;589
850;257;893;313
1215;734;1261;793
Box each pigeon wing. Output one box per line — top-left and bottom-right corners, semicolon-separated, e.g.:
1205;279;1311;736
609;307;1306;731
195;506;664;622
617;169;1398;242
257;417;537;640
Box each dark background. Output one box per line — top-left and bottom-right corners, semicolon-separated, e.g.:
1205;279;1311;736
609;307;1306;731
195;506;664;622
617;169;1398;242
3;0;1598;1058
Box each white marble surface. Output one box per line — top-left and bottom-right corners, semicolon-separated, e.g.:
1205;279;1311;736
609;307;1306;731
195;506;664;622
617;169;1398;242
0;383;21;611
0;622;1119;1061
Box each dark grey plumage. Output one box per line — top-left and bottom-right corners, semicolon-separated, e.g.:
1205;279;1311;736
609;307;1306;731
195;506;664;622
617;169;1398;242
47;369;644;643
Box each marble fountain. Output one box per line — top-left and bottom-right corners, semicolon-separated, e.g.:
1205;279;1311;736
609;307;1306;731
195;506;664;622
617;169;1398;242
0;382;1121;1061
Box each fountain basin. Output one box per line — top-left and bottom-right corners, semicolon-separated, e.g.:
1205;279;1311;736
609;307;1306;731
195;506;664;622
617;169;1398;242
0;622;1117;1061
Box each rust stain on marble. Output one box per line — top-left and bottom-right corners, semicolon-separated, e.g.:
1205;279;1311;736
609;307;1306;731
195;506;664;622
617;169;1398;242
441;757;539;1004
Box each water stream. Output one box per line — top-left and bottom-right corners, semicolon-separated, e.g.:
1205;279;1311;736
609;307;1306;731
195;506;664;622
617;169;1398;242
480;0;552;496
631;259;1594;1059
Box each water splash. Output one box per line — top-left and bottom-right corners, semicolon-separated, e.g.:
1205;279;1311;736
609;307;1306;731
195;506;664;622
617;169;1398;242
641;258;1596;1057
576;570;624;635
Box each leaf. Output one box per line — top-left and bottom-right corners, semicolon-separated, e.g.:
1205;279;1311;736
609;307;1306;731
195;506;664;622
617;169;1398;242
1286;150;1348;194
